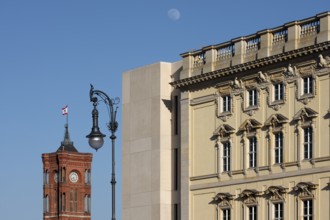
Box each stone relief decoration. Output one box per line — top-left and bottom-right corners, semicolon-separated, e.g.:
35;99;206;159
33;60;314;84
264;186;287;201
299;65;316;77
284;64;298;78
257;71;269;83
213;124;235;141
264;114;288;132
213;193;234;208
230;77;244;91
238;119;262;134
292;107;318;123
293;182;317;199
318;54;330;68
238;189;261;205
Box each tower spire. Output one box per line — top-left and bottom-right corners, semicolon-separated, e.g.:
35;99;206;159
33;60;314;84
57;123;78;152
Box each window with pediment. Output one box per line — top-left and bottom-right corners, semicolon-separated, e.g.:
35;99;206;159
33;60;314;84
293;182;317;220
213;124;235;174
213;193;233;220
265;186;286;220
216;85;234;122
241;78;261;116
264;114;288;166
293;107;318;163
266;70;287;111
295;65;317;104
239;119;262;171
239;189;261;220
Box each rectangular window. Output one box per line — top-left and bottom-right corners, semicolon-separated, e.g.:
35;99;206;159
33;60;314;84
275;132;283;164
249;137;257;168
223;142;231;172
303;200;313;220
304;127;313;159
249;206;257;220
174;95;179;135
249;89;258;107
274;203;283;220
274;83;284;101
223;208;231;220
174;148;179;190
223;95;231;112
303;76;313;95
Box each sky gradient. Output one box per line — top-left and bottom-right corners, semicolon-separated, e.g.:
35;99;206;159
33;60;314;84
1;1;330;219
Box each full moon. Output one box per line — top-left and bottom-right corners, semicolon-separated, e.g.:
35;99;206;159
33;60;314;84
168;8;181;21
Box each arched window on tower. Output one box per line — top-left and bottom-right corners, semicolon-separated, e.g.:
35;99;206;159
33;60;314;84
85;194;91;213
43;195;49;213
43;170;49;185
62;167;66;182
85;169;91;184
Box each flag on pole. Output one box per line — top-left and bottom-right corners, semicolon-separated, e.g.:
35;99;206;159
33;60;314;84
62;105;68;115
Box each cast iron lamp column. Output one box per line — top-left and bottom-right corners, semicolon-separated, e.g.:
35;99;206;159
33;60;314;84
86;84;119;220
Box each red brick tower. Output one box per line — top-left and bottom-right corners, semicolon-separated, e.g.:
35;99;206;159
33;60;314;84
42;125;93;220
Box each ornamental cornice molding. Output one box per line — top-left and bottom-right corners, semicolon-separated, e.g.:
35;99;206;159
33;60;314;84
171;42;330;89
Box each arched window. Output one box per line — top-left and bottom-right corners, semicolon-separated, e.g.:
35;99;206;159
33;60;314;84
43;195;49;213
85;194;91;213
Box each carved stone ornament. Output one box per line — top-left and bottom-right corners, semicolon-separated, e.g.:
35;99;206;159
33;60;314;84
213;193;234;208
257;71;269;83
264;186;287;201
264;114;288;129
213;124;235;139
239;189;261;205
284;64;297;77
318;54;330;68
292;107;318;122
238;119;262;133
293;182;317;198
230;77;244;90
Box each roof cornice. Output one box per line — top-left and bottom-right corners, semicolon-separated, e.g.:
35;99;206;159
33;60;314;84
171;41;330;89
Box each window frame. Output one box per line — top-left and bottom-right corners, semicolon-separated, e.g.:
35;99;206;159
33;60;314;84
223;142;231;172
274;83;284;101
222;208;231;220
248;89;258;107
273;202;284;220
303;127;313;160
302;199;313;220
248;205;258;220
249;136;257;168
302;76;314;96
274;132;284;164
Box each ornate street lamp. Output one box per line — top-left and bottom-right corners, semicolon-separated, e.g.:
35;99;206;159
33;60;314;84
86;84;120;220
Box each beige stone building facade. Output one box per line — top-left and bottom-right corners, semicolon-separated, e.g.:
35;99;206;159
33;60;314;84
122;12;330;220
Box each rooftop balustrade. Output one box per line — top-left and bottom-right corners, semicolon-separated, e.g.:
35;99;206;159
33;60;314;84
180;12;330;79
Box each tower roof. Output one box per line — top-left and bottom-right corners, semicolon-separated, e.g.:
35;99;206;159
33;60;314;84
57;124;78;152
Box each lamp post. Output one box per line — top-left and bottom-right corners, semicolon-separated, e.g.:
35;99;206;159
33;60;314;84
86;84;120;220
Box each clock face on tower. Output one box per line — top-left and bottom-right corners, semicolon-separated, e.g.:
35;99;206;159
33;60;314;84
69;171;79;183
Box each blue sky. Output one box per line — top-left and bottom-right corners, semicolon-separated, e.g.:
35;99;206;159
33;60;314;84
0;0;329;219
